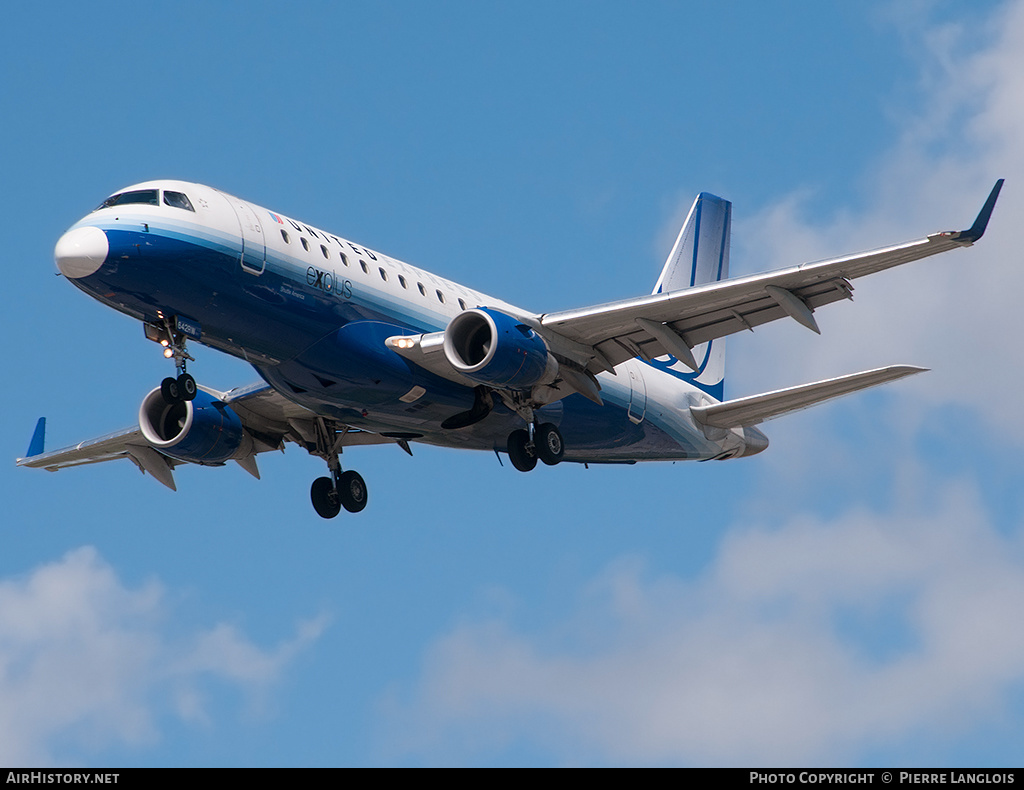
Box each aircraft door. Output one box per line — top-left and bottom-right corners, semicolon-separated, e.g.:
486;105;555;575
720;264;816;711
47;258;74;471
233;201;266;275
627;363;647;424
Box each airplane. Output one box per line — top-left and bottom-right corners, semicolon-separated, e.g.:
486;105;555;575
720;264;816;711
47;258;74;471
17;178;1003;518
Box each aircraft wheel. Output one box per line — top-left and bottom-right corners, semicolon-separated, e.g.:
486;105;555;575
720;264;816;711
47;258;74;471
536;423;564;466
507;429;537;472
160;376;181;404
311;476;341;519
337;470;368;513
178;373;197;401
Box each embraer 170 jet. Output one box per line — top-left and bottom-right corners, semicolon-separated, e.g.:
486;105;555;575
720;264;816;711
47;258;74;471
18;179;1003;517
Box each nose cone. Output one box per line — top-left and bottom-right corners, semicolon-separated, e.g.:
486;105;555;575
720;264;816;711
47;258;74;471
55;226;108;278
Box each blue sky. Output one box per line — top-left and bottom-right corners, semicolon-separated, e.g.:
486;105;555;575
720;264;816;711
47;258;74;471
2;0;1022;767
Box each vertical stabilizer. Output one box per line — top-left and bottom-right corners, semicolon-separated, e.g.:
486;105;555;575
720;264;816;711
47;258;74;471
649;193;731;401
653;192;731;294
26;418;46;457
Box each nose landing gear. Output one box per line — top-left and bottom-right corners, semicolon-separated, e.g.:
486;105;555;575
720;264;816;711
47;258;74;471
148;319;197;404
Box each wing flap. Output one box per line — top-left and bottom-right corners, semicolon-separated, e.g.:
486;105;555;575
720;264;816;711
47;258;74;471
125;444;177;490
595;277;856;367
691;365;927;429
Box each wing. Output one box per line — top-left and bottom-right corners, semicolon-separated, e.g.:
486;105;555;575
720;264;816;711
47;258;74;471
540;180;1004;375
16;422;189;490
16;383;402;490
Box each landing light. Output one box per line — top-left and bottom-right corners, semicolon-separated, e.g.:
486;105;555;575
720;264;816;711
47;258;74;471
391;337;417;350
163;348;174;358
160;339;169;347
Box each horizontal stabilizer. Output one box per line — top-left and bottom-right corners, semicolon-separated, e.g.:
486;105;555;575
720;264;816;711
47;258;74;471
690;365;927;429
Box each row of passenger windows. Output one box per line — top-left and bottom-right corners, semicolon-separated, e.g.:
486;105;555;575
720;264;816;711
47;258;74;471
279;227;467;309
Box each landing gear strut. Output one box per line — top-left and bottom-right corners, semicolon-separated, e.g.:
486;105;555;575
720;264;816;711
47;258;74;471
309;418;368;518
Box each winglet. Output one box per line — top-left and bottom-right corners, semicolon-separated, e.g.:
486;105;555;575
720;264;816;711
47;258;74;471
959;178;1004;243
26;418;45;458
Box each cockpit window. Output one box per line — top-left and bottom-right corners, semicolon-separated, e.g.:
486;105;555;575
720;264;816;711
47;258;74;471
163;191;195;211
95;189;159;211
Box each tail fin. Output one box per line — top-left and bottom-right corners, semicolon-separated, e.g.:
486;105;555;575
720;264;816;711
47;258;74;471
651;193;731;400
26;417;46;457
653;192;731;294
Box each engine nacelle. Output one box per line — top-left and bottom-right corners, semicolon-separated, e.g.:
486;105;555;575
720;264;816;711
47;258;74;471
139;388;249;464
443;307;558;390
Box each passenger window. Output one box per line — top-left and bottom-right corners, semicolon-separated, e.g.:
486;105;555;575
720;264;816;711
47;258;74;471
301;237;310;251
398;275;408;289
281;229;290;244
163;191;195;211
418;283;426;296
458;298;467;310
321;244;329;259
360;260;368;274
379;267;388;282
340;253;349;266
436;290;445;304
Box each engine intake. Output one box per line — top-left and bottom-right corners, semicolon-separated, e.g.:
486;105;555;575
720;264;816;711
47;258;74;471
443;308;557;390
139;388;250;464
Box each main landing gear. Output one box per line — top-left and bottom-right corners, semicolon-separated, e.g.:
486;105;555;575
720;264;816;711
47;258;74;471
310;470;367;519
309;418;368;519
507;421;565;472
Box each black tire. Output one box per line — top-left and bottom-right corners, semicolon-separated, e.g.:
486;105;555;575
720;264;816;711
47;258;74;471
160;376;181;404
507;429;537;472
337;470;368;513
536;423;565;466
178;373;197;401
310;476;341;519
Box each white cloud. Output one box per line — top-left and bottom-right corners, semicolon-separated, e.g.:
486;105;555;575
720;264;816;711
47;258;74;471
384;477;1024;765
720;0;1024;440
0;547;326;765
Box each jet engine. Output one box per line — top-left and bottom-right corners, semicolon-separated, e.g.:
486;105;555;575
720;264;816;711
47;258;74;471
139;388;251;464
443;307;558;390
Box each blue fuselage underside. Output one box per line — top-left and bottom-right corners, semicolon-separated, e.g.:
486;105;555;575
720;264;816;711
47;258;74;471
71;222;715;462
